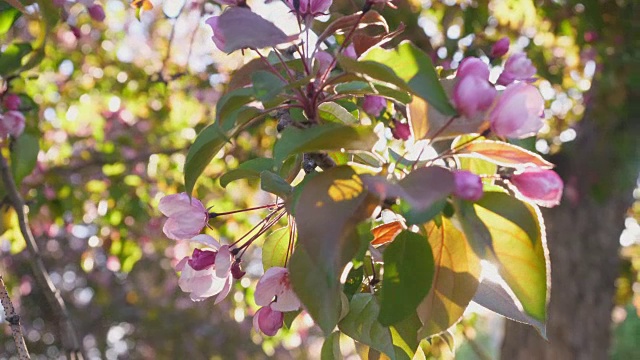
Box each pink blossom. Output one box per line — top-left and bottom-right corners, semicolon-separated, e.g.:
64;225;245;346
456;57;490;80
363;95;386;117
255;267;301;312
0;111;26;138
489;82;544;139
253;306;284;336
509;169;563;207
286;0;332;18
343;44;357;59
158;193;208;240
214;0;244;5
314;51;334;76
453;170;483;201
3;94;21;111
497;53;536;86
490;37;510;58
177;237;234;302
205;16;226;52
87;4;106;22
453;75;497;118
391;119;410;140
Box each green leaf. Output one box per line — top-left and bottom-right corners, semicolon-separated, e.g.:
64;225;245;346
0;43;32;76
399;198;446;226
219;157;275;188
318;102;358;125
252;71;285;102
321;331;342;360
260;170;293;199
474;197;549;323
289;166;380;334
262;227;291;269
379;231;434;326
339;294;396;359
417;218;480;339
359;41;456;116
289;246;342;335
215;88;255;129
274;123;378;163
184;106;263;194
453;199;493;258
343;264;364;300
10;133;39;185
472;279;546;338
389;313;423;360
0;8;20;36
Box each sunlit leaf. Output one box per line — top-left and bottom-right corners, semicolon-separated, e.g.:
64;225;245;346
0;7;20;36
0;43;32;76
472;279;546;337
416;218;480;338
456;140;554;169
379;231;434;326
360;41;456;116
453;199;494;258
339;293;396;359
318;102;358;125
262;227;291;269
274;123;378;163
371;221;404;246
131;0;153;20
474;195;549;323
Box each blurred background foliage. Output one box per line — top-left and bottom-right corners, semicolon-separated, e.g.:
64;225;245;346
0;0;638;358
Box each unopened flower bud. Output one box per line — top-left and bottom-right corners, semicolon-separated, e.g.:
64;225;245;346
362;95;386;117
3;94;21;111
231;261;246;279
453;75;497;118
87;4;106;22
453;170;483;201
496;53;536;86
391;120;410;140
489;82;544;139
509;169;563;207
490;37;510;58
456;57;490;80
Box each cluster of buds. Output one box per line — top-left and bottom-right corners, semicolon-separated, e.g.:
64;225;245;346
53;0;106;39
158;193;299;336
0;94;25;139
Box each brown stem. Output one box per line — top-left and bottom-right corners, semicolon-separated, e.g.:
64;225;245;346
0;276;30;359
0;155;85;359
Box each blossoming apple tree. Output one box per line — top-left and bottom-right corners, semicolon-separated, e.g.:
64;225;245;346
153;0;564;356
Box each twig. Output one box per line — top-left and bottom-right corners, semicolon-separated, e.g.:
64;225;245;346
462;328;492;360
0;276;30;359
0;154;85;359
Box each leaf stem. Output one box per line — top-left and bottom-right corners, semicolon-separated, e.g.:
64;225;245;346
0;276;30;359
209;203;282;218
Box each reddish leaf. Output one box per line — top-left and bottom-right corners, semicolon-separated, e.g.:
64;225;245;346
456;140;553;169
371;221;404;246
218;8;297;53
316;11;388;45
352;23;406;57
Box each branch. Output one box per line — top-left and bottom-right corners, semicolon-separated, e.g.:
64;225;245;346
0;276;30;359
0;154;85;360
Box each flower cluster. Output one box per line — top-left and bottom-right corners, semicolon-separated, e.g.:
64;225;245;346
159;192;298;336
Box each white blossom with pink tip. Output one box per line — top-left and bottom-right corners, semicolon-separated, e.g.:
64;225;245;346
255;267;301;312
158;193;208;240
176;235;234;303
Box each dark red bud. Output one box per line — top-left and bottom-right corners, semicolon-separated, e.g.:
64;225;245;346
391;120;411;140
231;261;246;279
